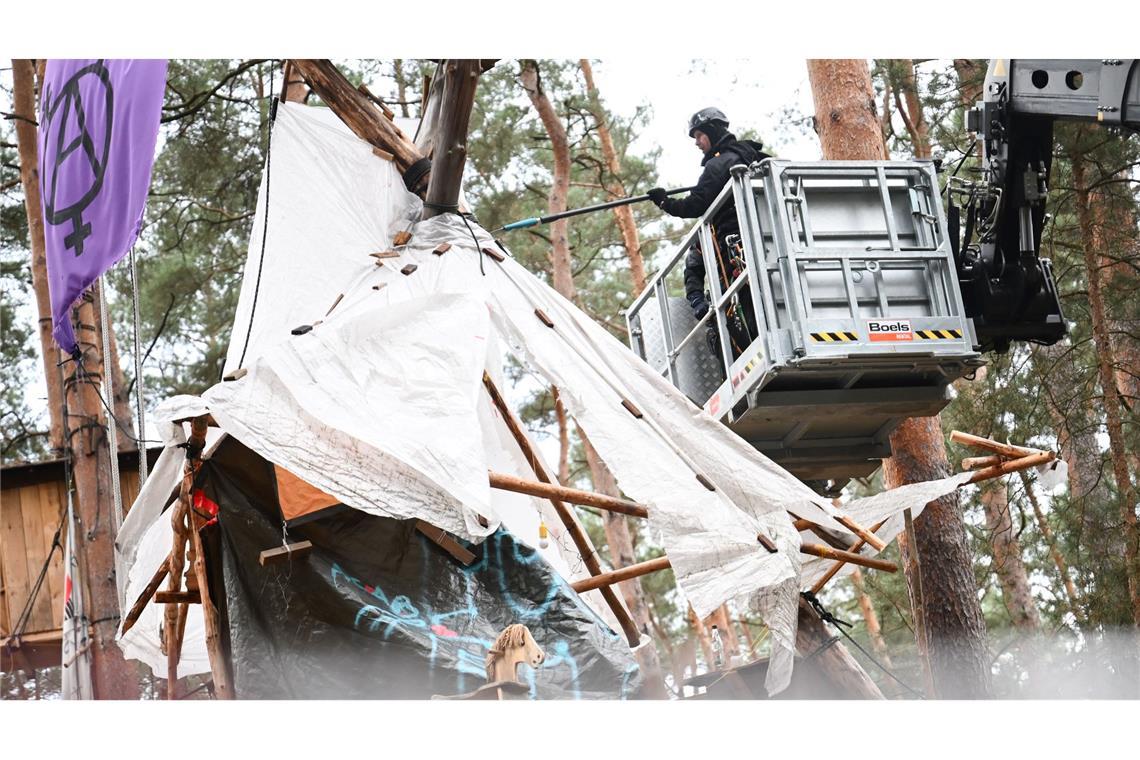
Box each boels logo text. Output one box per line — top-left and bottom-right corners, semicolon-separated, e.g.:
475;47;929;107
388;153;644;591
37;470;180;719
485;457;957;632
866;319;913;342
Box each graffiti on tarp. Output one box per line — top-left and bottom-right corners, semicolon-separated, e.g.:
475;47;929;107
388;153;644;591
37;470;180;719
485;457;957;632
331;557;581;697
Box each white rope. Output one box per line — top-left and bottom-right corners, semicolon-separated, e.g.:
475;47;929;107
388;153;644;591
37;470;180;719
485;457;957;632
130;247;148;486
98;275;124;535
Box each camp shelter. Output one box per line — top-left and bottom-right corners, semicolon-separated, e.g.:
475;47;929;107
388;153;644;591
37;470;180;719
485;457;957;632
114;101;980;698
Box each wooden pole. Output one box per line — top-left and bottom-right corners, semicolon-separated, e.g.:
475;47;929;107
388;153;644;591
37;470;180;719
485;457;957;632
482;373;642;647
949;430;1043;458
810;519;889;595
571;557;672;594
835;515;888;552
571;541;897;595
120;553;171;635
488;471;648;518
966;451;1055;484
189;500;233;699
421;60;482;220
800;543;898;573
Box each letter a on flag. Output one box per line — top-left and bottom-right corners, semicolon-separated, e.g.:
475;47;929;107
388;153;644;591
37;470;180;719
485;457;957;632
38;59;167;355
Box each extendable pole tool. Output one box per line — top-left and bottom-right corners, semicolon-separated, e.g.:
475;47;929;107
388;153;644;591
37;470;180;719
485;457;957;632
493;185;697;233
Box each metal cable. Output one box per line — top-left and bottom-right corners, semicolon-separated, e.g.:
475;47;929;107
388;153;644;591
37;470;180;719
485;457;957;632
130;246;148;486
98;276;124;535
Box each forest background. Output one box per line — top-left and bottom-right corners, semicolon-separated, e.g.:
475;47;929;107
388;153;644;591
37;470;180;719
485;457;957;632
1;49;1137;707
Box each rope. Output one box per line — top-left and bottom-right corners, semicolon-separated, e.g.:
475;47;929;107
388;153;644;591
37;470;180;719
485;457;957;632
800;591;926;699
236;60;277;372
130;246;148;486
459;212;486;276
98;276;124;535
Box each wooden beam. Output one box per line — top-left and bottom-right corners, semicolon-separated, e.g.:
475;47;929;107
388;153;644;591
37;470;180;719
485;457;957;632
287;60;427;191
800;543;898;573
422;60;483;219
414;520;476;565
966;451;1056;485
482;372;642;647
488;470;649;518
154;590;200;605
189;505;233;699
809;519;890;594
258;540;314;566
949;430;1042;459
835;515;888;552
962;454;1002;470
571;557;672;594
120;553;170;635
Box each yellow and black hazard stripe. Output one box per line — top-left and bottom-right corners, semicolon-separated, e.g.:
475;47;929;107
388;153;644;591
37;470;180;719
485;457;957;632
915;329;963;340
810;331;858;343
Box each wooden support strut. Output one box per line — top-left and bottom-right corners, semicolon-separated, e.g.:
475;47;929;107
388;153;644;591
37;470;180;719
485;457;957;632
571;542;898;595
481;373;642;647
488;470;649;518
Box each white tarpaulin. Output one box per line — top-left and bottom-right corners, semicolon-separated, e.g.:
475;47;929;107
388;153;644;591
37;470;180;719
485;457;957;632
118;101;979;695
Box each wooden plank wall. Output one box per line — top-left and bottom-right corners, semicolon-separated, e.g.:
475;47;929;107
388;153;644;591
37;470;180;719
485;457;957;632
0;469;140;639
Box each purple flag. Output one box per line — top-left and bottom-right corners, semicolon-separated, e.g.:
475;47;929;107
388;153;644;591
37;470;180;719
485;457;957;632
39;59;167;354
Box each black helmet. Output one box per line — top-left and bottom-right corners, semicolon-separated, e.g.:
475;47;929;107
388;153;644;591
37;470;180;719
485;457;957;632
688;107;728;137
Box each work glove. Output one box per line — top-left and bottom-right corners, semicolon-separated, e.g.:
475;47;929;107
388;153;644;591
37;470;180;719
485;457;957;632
692;300;710;320
647;187;668;208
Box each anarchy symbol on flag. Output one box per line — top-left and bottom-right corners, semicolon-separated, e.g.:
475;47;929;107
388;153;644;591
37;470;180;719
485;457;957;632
41;60;114;257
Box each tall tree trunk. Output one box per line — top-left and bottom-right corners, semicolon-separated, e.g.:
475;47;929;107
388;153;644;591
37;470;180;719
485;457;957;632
581;436;668;697
809;58;992;698
578;59;647;295
421;60;482;220
1070;138;1140;626
280;60;310;103
12;59;65;454
552;386;571;485
892;60;931;158
850;568;893;667
979;482;1040;630
91;285;135;451
16;58;138;699
1019;470;1082;617
520;60;573;298
392;59;410;118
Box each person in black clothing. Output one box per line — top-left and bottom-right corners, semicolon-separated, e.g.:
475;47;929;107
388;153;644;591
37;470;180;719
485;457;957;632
647;108;768;360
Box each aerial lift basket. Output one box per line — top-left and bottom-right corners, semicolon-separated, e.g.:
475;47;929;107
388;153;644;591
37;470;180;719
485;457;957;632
626;160;984;488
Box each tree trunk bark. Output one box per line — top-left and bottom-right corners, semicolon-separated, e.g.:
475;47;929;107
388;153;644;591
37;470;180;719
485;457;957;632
280;60;310;103
1070;139;1140;626
520;60;574;299
892;60;931;158
392;59;410;118
850;568;893;667
796;600;885;698
68;296;140;699
979;482;1040;630
581;435;668;698
15;58;138;698
420;60;482;220
809;58;990;697
1019;470;1082;617
578;59;647;295
12;59;65;454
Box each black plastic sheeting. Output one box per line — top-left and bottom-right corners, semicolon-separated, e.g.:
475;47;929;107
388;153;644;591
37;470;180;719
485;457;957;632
200;438;641;699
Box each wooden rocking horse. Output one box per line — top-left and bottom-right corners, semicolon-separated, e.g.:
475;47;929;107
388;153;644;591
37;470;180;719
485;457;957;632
485;623;545;683
432;623;545;700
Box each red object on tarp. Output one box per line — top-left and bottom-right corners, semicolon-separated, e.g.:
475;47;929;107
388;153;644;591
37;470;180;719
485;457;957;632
193;489;220;526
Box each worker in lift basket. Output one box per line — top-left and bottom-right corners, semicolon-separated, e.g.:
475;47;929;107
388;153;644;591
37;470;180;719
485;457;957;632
647;108;768;360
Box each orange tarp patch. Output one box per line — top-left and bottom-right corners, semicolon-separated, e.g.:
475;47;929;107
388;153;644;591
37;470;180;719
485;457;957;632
274;465;340;522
